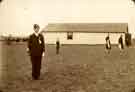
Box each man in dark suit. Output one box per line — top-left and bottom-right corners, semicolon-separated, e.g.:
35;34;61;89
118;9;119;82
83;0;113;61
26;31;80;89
27;24;45;80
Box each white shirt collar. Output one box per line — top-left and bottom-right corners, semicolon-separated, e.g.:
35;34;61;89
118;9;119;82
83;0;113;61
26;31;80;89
34;32;39;37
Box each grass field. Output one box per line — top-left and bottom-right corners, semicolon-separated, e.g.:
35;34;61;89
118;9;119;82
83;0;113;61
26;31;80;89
0;42;135;92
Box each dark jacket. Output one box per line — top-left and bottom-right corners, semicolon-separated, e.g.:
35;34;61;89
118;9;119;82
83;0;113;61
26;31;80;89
56;40;60;49
28;33;45;56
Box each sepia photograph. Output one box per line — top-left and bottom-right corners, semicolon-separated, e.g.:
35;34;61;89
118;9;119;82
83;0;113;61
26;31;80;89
0;0;135;92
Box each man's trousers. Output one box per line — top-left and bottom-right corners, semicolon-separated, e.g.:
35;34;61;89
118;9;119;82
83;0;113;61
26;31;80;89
30;55;42;79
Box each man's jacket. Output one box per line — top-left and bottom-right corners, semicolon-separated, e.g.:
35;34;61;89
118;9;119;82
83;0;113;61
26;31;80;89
28;33;45;56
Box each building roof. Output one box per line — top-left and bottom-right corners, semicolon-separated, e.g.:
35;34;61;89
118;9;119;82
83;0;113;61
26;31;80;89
42;23;128;33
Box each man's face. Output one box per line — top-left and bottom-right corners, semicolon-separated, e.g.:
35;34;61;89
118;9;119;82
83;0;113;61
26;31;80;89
34;27;40;33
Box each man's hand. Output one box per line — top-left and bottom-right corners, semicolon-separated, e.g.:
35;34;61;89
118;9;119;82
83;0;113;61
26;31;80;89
26;48;30;55
42;52;45;57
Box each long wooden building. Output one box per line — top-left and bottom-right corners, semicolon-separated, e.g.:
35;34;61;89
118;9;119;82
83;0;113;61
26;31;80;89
41;23;128;45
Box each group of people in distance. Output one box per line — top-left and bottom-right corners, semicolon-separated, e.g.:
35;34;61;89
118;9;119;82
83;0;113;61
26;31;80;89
105;33;124;54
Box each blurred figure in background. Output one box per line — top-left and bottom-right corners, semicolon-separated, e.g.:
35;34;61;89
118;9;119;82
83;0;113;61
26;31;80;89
125;27;131;47
56;38;60;54
118;34;124;53
105;33;111;54
27;24;45;80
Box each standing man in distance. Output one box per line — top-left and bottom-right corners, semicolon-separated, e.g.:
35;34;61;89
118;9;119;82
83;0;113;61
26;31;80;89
105;33;111;54
56;38;60;54
118;34;124;53
27;24;45;80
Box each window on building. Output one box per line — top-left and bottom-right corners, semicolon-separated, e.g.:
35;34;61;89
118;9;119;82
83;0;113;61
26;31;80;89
67;32;73;40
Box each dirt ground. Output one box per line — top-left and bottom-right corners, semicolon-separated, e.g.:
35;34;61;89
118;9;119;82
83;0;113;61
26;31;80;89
0;42;135;92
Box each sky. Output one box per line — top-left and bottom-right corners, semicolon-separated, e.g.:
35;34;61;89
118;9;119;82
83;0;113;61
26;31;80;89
0;0;135;37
